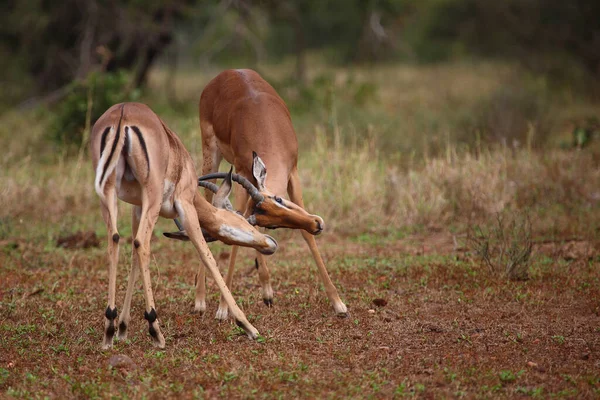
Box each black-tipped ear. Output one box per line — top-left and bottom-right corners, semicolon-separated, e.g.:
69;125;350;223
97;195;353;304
252;151;258;159
225;166;233;185
163;231;191;242
163;229;218;243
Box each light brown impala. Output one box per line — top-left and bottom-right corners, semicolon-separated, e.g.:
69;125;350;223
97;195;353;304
91;102;278;349
187;69;347;319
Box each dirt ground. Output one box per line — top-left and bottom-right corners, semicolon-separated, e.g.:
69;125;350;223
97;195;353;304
1;230;599;399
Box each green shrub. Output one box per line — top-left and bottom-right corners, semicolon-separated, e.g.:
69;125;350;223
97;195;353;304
49;71;140;151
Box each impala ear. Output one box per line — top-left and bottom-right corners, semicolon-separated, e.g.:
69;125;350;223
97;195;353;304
163;230;190;242
252;151;267;191
212;167;234;210
163;229;218;243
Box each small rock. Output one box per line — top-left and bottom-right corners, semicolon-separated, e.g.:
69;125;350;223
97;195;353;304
526;361;545;372
372;298;388;307
56;231;100;249
367;309;375;314
108;354;137;373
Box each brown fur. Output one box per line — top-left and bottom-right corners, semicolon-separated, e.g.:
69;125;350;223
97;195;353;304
198;70;348;319
90;102;278;348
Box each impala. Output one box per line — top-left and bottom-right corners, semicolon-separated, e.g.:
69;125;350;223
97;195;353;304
91;102;278;349
168;69;347;319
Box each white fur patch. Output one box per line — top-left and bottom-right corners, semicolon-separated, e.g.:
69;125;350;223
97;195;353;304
161;180;176;216
94;127;114;197
218;224;255;243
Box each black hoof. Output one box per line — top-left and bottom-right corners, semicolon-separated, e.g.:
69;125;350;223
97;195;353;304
263;298;273;307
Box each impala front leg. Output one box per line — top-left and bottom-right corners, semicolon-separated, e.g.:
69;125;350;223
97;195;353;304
194;261;206;314
216;186;248;320
176;200;259;339
288;170;348;317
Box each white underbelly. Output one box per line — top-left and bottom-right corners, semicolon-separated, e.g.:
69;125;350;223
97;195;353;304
117;179;178;219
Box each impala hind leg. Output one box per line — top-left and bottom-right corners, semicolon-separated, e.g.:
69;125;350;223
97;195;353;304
177;199;259;339
134;199;166;348
200;121;222;204
116;206;141;340
288;170;348;317
255;252;274;306
99;185;120;349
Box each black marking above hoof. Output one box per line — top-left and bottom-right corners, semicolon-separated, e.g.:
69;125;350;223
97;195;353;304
255;258;259;270
112;233;120;243
336;312;350;319
118;321;127;334
235;319;245;329
104;307;118;341
263;298;273;307
105;306;117;320
144;308;158;323
133;239;140;249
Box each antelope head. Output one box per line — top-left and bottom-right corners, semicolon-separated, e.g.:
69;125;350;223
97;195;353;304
164;168;278;254
199;153;325;235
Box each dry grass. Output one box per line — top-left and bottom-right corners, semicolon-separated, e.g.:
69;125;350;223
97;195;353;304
1;118;599;241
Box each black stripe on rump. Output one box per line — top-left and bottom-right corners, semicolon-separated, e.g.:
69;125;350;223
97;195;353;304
100;104;125;185
124;126;130;154
130;126;150;178
99;126;111;156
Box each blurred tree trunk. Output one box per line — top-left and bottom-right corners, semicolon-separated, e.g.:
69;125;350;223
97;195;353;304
2;0;190;106
292;11;307;83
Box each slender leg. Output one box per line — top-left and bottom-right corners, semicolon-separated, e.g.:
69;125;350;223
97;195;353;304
288;169;348;316
200;121;222;204
256;251;274;306
195;120;221;313
100;184;120;349
134;198;166;348
117;206;141;340
216;187;249;320
194;260;206;314
177;199;258;339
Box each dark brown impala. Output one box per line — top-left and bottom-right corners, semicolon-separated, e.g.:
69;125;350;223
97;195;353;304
91;102;279;348
167;69;347;319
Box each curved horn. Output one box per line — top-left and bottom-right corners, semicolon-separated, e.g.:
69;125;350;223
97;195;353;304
198;172;264;204
198;181;219;193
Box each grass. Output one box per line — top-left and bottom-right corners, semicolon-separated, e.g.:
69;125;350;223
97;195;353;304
0;58;599;398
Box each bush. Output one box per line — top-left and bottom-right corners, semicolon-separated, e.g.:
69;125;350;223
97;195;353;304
467;210;532;280
49;71;140;151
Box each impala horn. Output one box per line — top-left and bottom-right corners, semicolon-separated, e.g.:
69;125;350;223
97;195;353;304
198;181;219;193
198;172;264;204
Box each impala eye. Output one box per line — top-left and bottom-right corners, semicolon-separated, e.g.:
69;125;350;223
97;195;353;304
274;196;283;204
